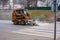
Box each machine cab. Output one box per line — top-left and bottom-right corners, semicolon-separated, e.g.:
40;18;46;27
16;9;27;14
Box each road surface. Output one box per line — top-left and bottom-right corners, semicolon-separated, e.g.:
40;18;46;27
0;20;60;40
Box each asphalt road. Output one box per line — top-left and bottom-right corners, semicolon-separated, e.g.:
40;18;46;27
0;20;60;40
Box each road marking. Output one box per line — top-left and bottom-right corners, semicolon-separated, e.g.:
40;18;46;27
12;26;60;38
12;31;54;38
12;30;60;38
12;30;54;38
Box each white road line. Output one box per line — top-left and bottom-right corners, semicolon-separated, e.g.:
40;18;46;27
12;31;54;38
12;31;59;38
12;26;60;38
12;30;60;38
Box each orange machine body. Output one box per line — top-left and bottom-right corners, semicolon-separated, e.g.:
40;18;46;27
12;9;31;25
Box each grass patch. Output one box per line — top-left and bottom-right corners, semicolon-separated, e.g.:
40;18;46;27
28;10;53;19
28;10;55;22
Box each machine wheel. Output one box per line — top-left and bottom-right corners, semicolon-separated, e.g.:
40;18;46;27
20;20;26;25
13;21;19;25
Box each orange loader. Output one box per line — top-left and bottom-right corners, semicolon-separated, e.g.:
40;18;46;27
12;9;35;25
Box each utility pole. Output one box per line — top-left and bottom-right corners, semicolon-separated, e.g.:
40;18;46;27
54;0;58;40
51;0;58;40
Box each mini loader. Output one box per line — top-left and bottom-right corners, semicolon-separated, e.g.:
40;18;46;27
12;9;36;25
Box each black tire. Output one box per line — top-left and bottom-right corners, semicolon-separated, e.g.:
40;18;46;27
21;20;26;25
14;21;19;25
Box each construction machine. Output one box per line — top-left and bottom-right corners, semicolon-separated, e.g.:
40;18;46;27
12;9;36;25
